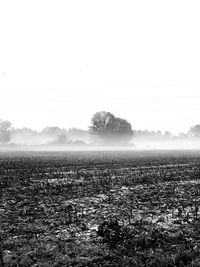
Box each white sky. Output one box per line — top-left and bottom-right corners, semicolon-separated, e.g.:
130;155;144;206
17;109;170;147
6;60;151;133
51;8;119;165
0;0;200;134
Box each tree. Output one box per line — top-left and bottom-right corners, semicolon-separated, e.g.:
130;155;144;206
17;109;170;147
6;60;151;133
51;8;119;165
56;134;68;144
188;125;200;138
89;111;133;144
0;120;12;143
68;128;89;142
42;127;67;137
164;131;172;139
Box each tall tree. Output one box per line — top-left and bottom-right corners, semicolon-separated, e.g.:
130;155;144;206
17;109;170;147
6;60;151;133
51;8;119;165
89;111;133;144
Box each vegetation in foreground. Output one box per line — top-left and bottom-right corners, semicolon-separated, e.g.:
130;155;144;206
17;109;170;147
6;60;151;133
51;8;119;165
1;151;200;266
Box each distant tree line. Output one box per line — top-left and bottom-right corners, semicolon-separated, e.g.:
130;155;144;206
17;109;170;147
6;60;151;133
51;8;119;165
1;112;200;145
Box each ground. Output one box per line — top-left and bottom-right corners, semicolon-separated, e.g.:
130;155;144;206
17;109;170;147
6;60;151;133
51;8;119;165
1;150;200;266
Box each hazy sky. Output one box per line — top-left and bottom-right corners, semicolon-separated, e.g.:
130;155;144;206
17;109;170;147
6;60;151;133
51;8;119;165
1;0;200;134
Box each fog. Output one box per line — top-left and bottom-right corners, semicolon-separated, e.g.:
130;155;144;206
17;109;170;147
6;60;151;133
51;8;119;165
9;127;90;146
133;139;200;150
1;118;200;150
7;132;200;151
2;139;200;152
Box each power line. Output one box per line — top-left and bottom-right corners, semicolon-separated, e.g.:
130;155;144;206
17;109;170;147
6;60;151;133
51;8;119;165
1;94;200;102
1;107;200;113
106;81;200;89
2;80;200;91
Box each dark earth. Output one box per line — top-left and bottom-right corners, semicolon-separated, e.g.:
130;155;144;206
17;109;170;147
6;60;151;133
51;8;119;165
1;150;200;266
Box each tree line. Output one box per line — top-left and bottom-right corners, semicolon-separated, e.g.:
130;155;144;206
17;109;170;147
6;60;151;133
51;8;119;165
0;111;200;145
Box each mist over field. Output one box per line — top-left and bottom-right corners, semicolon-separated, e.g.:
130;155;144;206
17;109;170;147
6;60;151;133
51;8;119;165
2;128;200;151
1;112;200;150
3;137;200;152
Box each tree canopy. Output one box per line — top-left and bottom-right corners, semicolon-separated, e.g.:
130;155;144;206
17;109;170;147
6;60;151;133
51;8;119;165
89;111;133;144
0;120;12;143
188;124;200;138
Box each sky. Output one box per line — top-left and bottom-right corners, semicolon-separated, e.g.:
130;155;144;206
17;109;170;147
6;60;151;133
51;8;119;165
0;0;200;135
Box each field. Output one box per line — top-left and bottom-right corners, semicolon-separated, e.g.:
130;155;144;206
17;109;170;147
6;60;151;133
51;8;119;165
1;150;200;266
